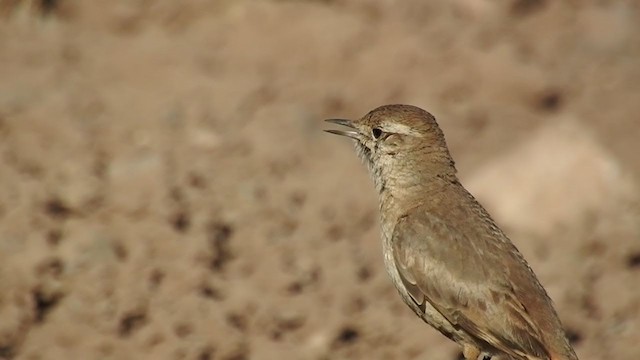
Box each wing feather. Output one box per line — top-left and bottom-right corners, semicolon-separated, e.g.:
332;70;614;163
392;209;550;359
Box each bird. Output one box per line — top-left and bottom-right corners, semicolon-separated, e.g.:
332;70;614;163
324;104;578;360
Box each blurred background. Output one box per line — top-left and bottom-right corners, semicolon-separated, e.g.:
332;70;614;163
0;0;639;359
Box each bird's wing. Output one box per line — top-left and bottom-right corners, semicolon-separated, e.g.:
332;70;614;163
391;208;550;359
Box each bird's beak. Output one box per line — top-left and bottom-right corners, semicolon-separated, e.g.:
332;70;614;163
324;119;359;139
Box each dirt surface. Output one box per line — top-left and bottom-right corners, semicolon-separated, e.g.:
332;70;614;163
1;1;639;359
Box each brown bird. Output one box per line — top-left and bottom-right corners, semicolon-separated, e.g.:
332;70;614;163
325;105;578;360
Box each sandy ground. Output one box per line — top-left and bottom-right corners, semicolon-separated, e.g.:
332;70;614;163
0;1;639;359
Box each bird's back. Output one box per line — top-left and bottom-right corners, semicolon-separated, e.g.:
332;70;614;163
388;179;578;360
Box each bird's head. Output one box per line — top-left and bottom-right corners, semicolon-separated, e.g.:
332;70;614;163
325;104;456;191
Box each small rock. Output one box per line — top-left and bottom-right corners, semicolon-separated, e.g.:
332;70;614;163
466;118;636;236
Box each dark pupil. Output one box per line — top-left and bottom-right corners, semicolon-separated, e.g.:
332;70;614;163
372;128;383;139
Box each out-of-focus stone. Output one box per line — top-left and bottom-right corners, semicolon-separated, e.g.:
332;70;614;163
106;151;166;214
465;118;637;237
187;127;221;150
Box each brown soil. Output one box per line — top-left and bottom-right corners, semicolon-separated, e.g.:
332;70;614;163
0;1;639;359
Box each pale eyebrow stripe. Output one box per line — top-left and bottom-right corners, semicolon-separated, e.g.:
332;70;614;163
383;123;421;136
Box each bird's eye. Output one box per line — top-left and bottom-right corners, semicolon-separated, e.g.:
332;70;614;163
372;128;383;139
